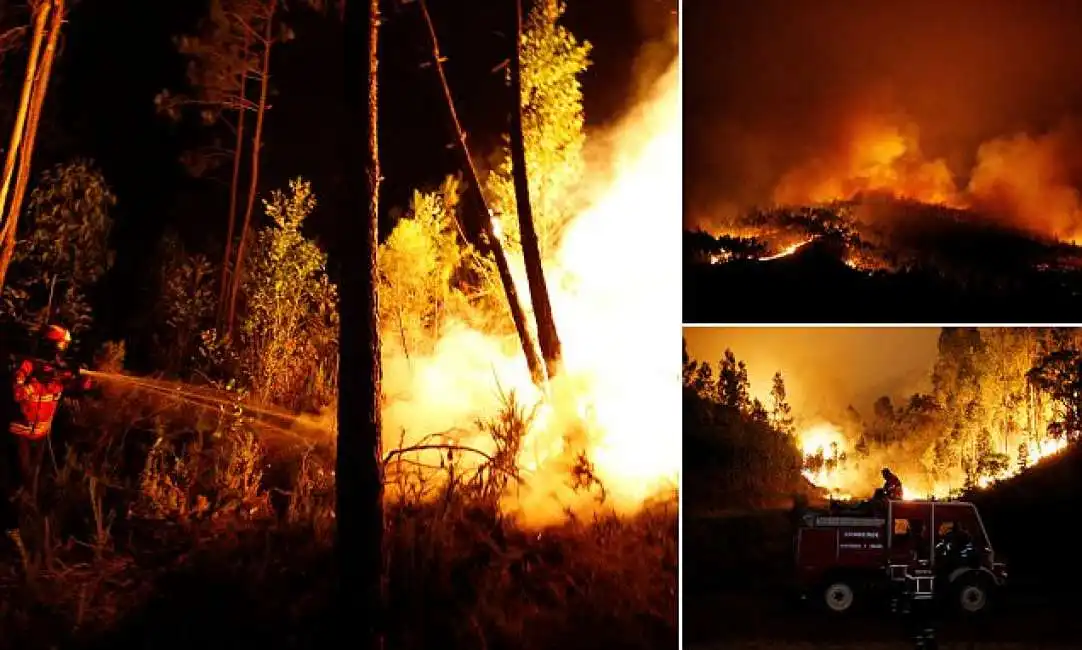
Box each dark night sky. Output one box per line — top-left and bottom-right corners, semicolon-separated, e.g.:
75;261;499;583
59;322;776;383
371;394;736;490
2;0;675;357
683;0;1082;228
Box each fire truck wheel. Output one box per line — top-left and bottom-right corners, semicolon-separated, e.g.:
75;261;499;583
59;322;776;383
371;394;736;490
821;580;857;614
953;572;993;615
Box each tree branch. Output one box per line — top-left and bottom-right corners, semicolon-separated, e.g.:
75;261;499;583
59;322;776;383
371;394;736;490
226;11;271;46
383;443;495;465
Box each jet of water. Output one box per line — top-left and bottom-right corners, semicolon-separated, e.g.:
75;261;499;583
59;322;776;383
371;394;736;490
81;370;331;445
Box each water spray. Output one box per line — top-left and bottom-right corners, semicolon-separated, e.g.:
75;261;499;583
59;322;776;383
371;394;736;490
80;369;331;445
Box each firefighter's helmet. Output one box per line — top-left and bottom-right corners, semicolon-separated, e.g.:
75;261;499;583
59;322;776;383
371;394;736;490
42;324;71;351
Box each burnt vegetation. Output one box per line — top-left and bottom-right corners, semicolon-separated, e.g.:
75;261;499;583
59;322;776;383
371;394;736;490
0;1;676;648
683;328;1082;646
683;197;1082;323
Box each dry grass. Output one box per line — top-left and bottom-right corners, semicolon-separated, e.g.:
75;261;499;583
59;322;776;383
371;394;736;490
0;384;677;650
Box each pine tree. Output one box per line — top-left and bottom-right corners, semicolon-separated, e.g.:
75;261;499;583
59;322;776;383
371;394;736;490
718;349;750;411
769;371;795;436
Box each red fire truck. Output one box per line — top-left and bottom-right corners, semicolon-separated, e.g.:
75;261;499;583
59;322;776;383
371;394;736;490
794;498;1008;616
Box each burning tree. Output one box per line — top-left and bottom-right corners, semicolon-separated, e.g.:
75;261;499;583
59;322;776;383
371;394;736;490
798;328;1080;498
505;0;568;380
486;0;590;257
416;0;544;386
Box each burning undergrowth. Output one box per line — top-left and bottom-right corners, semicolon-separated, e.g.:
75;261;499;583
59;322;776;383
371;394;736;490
0;378;677;648
349;43;682;527
688;195;1082;278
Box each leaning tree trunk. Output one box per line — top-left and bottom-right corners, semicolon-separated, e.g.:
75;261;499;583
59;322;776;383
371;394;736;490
418;0;545;387
0;2;49;221
218;29;251;327
337;0;384;648
226;0;276;337
0;0;63;290
509;0;562;381
0;2;50;278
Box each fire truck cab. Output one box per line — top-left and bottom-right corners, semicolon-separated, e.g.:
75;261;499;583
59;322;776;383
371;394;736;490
794;498;1008;616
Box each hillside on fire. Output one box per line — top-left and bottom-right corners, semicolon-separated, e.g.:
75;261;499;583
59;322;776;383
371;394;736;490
683;198;1082;323
683;326;1082;647
684;0;1082;323
0;1;678;648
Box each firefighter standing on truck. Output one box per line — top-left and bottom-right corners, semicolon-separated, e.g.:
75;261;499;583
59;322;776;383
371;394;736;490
881;467;904;500
1;325;93;542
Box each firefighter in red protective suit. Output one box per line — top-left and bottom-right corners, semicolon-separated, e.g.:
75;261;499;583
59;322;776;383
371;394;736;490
1;325;93;538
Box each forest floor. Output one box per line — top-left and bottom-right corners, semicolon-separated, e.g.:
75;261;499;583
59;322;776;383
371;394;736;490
0;389;678;650
0;495;678;650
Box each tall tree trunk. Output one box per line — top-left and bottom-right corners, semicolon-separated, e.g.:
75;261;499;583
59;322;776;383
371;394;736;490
508;0;562;380
337;0;383;648
0;2;49;251
418;0;545;387
0;0;62;290
226;0;276;337
218;29;251;327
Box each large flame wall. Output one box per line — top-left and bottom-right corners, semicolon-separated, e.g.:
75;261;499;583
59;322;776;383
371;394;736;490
376;56;681;526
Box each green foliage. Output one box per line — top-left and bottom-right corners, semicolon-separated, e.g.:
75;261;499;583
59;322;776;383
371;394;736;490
378;175;518;355
237;178;337;409
1028;348;1082;442
379;177;473;356
486;0;591;256
155;232;217;373
3;159;115;337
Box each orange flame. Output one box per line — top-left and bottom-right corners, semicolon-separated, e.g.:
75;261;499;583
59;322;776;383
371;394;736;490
796;419;1072;502
769;114;1082;243
758;237;815;261
369;56;681;526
